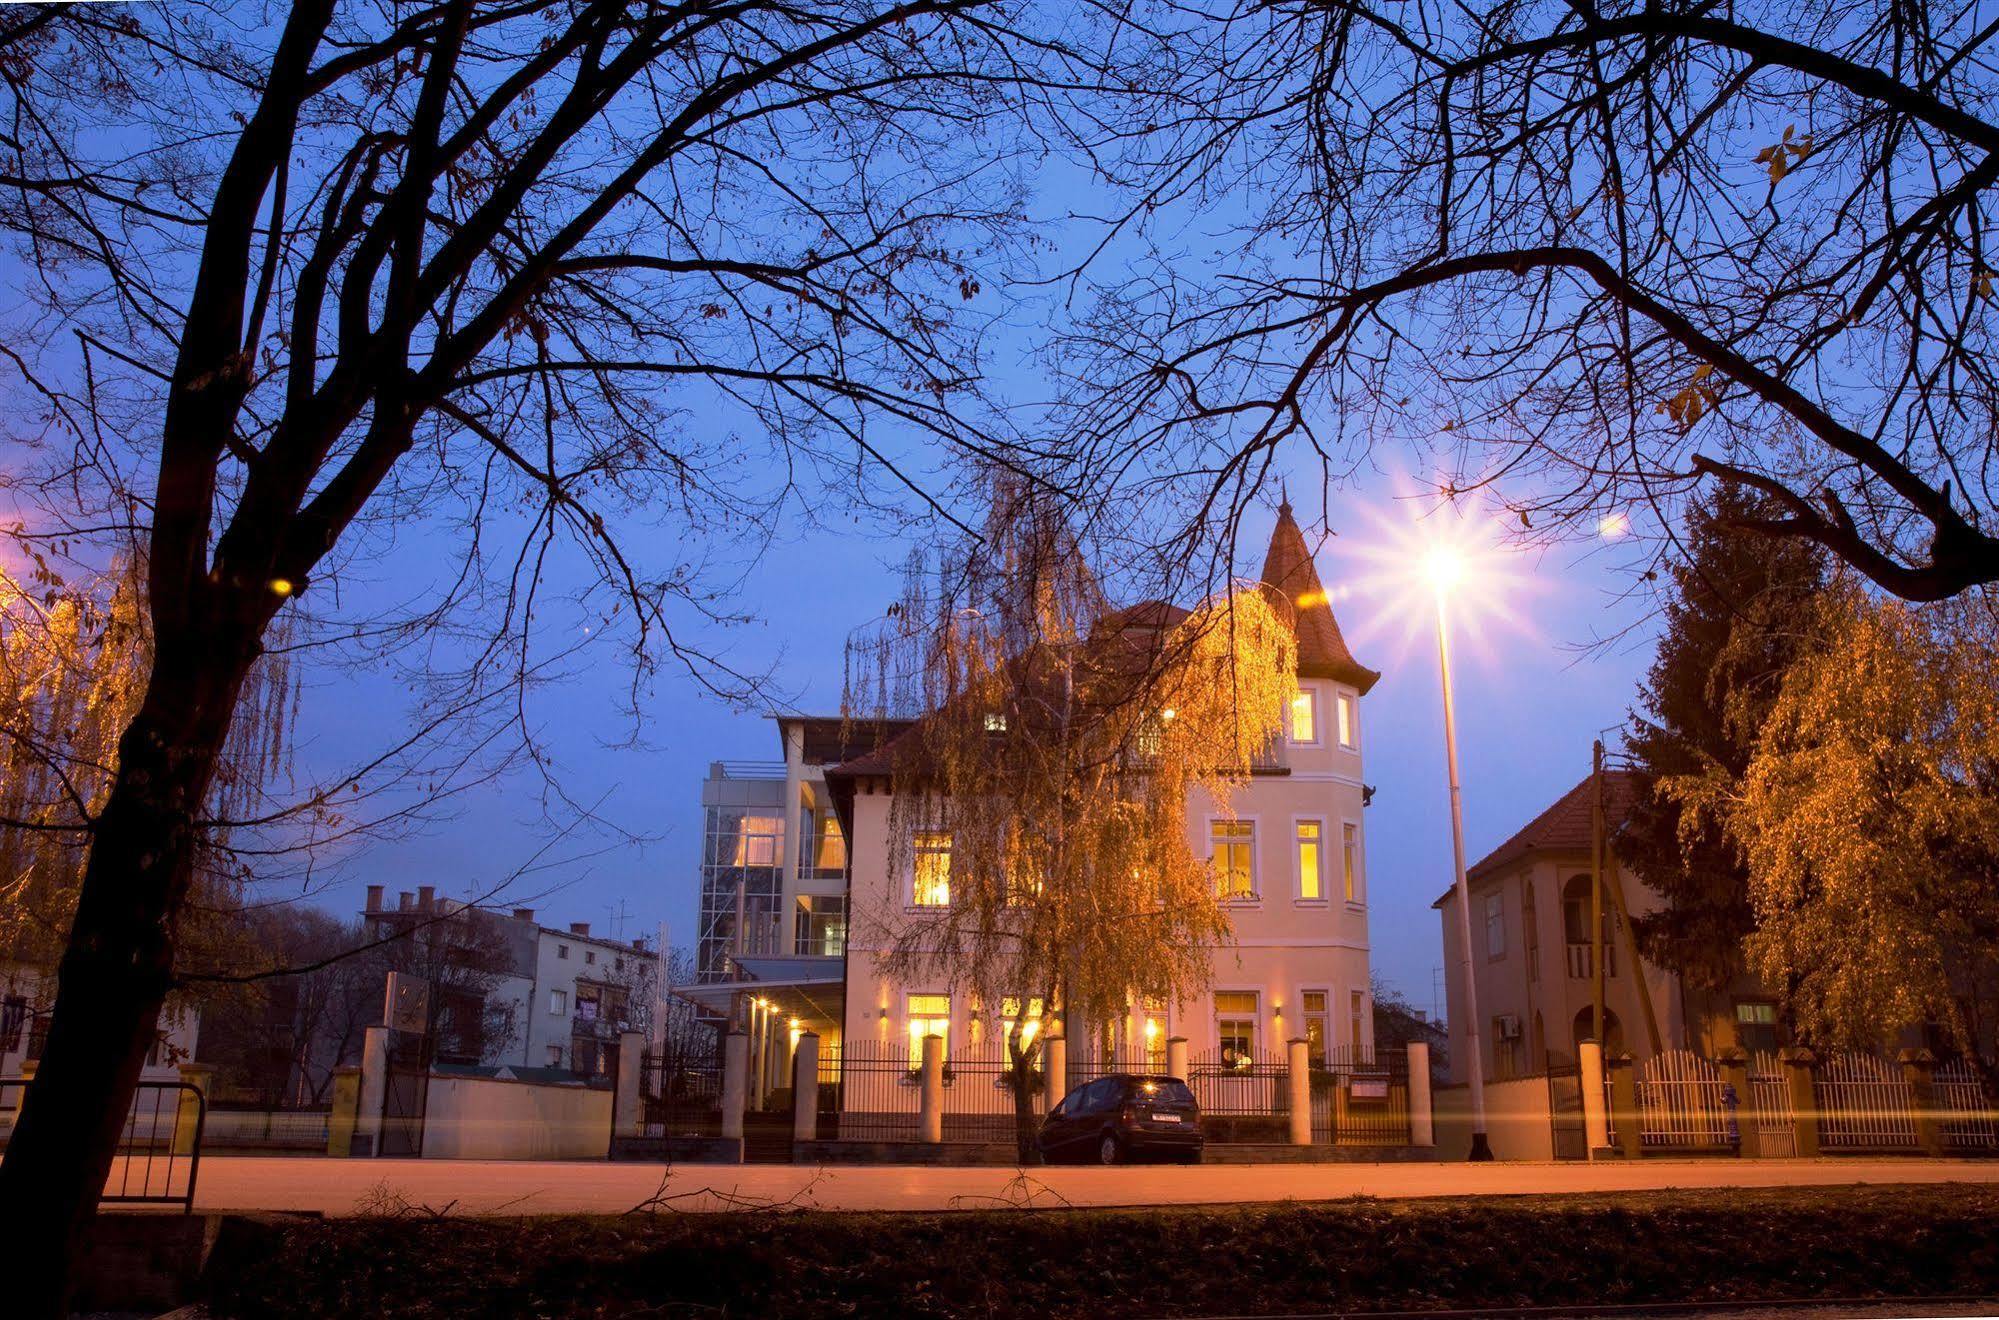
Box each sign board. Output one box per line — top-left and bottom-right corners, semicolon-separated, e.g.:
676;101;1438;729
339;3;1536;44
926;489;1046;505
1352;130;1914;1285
1349;1075;1390;1101
384;972;430;1034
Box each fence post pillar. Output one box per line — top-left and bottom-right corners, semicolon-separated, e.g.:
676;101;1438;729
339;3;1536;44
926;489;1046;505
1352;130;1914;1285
721;1029;749;1142
1780;1046;1819;1158
327;1065;362;1157
172;1063;213;1157
1166;1036;1189;1083
1900;1048;1942;1156
1717;1047;1756;1158
1043;1033;1068;1112
1606;1051;1640;1157
613;1029;645;1141
1579;1040;1612;1158
1405;1042;1434;1147
1286;1038;1312;1145
356;1024;391;1157
792;1032;821;1145
918;1033;944;1145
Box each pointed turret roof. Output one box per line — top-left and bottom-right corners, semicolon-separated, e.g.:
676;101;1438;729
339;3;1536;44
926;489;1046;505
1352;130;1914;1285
1260;501;1380;695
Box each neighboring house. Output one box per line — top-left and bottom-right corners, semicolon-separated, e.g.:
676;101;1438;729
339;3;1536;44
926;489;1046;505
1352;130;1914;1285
825;502;1382;1090
0;964;197;1082
1433;771;1784;1085
673;717;909;1094
359;887;657;1075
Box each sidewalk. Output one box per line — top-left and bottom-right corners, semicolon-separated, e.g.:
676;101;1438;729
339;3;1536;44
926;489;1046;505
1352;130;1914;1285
167;1154;1999;1218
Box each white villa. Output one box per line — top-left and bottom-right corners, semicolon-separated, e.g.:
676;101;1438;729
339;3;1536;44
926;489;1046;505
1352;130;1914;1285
681;504;1383;1103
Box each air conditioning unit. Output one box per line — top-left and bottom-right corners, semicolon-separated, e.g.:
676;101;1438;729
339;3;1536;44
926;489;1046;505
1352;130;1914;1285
1495;1014;1522;1040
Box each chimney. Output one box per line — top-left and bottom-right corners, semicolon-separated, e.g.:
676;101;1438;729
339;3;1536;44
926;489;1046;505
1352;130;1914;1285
417;885;436;911
569;921;590;937
512;908;535;923
630;936;647;953
398;891;414;912
365;884;384;912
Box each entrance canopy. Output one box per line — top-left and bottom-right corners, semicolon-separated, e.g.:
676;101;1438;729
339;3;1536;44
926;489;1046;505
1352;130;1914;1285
671;955;844;1029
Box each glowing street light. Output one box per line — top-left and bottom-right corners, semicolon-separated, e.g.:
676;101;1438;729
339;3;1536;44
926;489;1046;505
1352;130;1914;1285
1428;544;1494;1162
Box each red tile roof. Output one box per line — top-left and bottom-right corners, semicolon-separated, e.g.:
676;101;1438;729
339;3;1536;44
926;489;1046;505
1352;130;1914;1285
1433;770;1640;905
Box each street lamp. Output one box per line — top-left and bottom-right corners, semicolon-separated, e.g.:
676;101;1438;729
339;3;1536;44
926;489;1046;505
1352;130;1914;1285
1429;546;1493;1161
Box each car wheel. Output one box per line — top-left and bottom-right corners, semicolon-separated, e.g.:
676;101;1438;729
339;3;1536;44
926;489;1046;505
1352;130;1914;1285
1098;1133;1121;1166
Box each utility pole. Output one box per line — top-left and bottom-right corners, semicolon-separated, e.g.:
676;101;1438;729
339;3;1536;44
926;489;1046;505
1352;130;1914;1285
1591;739;1606;1049
1436;584;1492;1160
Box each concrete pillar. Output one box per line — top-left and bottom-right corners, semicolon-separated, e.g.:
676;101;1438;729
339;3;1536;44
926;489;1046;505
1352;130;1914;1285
326;1065;362;1157
1579;1040;1611;1158
1043;1034;1068;1112
1607;1051;1640;1158
1781;1046;1820;1158
793;1032;821;1144
1286;1038;1312;1145
1166;1036;1189;1082
720;1029;749;1141
1900;1047;1943;1156
919;1033;945;1144
612;1030;645;1140
1406;1042;1434;1147
356;1024;391;1156
173;1063;214;1157
1717;1047;1757;1158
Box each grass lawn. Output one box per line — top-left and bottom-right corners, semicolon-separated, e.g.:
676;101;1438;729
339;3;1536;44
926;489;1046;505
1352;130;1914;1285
202;1182;1999;1318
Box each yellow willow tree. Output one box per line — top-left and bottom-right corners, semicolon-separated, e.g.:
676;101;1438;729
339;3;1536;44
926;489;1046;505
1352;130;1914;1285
1665;581;1999;1095
844;486;1297;1160
0;557;294;1037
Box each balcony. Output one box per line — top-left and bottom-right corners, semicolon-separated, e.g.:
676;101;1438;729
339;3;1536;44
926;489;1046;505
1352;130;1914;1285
1565;941;1616;979
710;760;786;781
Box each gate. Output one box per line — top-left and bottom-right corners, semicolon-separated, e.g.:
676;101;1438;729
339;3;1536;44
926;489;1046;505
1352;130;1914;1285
1747;1051;1796;1157
1814;1051;1918;1150
2;1078;203;1210
1935;1057;1998;1152
639;1044;724;1138
1546;1064;1587;1159
378;1029;430;1157
1307;1047;1411;1145
1635;1049;1734;1150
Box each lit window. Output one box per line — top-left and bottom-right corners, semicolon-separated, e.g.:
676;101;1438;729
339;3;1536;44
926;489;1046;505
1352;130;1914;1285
999;996;1043;1047
549;989;568;1016
1302;990;1329;1068
1735;1000;1781;1055
1289;688;1318;744
1142;997;1169;1068
731;814;785;867
1296;820;1323;899
907;993;951;1063
1343;823;1360;902
913;831;952;906
984;711;1008;732
1350;989;1366;1054
1210;820;1256;900
1336;693;1357;749
1485;891;1506;959
1215;991;1259;1066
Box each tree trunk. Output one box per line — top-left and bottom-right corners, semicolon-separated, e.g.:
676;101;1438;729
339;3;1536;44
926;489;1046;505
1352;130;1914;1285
1009;1036;1042;1165
0;636;253;1316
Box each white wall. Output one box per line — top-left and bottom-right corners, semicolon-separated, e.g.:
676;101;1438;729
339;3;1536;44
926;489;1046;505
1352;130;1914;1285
419;1073;612;1160
1433;1076;1556;1161
840;675;1377;1068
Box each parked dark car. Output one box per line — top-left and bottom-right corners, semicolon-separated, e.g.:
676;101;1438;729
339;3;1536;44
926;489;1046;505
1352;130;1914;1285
1037;1073;1203;1164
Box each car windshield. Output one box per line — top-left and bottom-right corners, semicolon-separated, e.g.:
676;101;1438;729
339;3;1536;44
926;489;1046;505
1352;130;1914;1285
1131;1078;1195;1106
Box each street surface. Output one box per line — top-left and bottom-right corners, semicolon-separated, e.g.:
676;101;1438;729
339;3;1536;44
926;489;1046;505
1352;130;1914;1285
160;1155;1999;1218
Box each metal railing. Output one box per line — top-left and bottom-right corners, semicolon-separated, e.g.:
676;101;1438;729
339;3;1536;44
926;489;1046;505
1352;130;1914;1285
639;1048;725;1138
0;1078;203;1211
710;760;786;780
1565;941;1615;979
833;1039;1044;1143
1747;1052;1797;1157
1635;1049;1733;1149
1935;1057;1998;1151
1309;1046;1413;1144
1814;1051;1919;1150
1188;1048;1286;1119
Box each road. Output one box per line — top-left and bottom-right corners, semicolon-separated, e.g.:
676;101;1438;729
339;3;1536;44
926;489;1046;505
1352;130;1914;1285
161;1155;1999;1218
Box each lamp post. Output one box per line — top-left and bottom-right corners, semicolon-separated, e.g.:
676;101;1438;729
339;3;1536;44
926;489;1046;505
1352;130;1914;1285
1429;550;1492;1161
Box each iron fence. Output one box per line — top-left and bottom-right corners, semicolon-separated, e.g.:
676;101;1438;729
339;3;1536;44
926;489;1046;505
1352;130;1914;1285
1814;1051;1919;1150
1187;1048;1286;1119
0;1078;202;1211
640;1047;725;1138
1934;1057;1998;1151
1309;1046;1412;1144
833;1039;1043;1143
1747;1052;1797;1157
